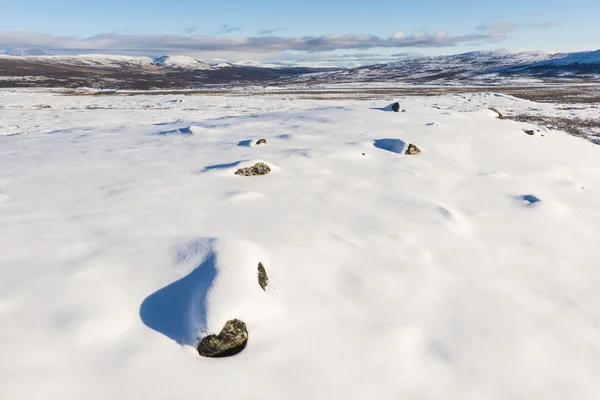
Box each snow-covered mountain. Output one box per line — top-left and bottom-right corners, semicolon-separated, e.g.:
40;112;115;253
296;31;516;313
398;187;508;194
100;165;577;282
1;49;599;89
152;55;214;70
3;48;49;56
287;49;600;85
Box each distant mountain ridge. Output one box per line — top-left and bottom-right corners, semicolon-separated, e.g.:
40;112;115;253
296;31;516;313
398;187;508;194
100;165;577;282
287;49;600;85
0;49;599;89
3;48;49;56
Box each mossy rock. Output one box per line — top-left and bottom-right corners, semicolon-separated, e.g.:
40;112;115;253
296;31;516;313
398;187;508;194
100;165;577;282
234;162;271;176
258;262;268;291
197;319;248;358
405;143;421;155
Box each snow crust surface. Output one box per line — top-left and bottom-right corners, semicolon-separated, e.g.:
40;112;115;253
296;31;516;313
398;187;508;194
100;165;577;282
1;90;600;399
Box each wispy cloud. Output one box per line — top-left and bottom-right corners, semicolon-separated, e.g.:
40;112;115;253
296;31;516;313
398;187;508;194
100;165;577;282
258;28;283;36
477;20;560;37
216;24;242;35
0;25;529;56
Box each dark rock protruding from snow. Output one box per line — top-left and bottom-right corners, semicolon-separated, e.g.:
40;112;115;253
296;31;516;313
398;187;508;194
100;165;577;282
524;129;535;135
391;102;400;112
197;319;249;358
235;162;271;176
258;262;268;291
405;144;422;155
256;139;267;146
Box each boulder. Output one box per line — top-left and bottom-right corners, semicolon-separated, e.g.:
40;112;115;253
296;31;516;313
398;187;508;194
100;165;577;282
235;162;271;176
391;102;400;112
405;143;421;155
524;129;535;135
258;262;268;291
256;139;267;146
197;319;249;358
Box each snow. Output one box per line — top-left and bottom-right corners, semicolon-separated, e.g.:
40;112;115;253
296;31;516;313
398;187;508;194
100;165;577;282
3;48;49;56
153;55;214;70
1;90;600;399
539;50;600;65
0;53;216;70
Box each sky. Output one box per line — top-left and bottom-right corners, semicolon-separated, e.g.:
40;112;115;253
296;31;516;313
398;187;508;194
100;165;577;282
0;0;599;66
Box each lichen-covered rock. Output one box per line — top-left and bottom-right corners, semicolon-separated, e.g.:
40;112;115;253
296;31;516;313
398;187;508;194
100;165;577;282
258;262;268;291
391;102;400;112
197;319;248;358
405;143;421;155
256;139;267;145
234;162;271;176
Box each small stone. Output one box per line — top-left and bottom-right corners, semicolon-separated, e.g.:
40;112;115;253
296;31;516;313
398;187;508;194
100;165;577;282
256;139;267;146
391;102;400;112
258;262;268;291
362;153;366;156
524;129;535;135
197;319;248;358
234;162;271;176
405;143;421;155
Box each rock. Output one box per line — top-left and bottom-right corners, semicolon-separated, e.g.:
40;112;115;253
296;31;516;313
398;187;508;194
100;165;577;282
258;262;268;291
234;162;271;176
489;107;505;119
524;129;535;135
391;102;400;112
36;104;52;109
405;144;421;155
256;139;267;146
197;319;249;358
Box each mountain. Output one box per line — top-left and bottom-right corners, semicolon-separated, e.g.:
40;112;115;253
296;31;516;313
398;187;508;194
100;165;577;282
152;55;214;70
0;49;599;89
0;53;334;89
3;48;49;56
286;50;600;85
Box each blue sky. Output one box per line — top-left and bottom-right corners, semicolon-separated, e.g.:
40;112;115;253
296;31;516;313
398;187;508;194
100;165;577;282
1;0;598;65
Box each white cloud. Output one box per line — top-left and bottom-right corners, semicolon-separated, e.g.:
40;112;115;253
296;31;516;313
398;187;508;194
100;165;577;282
0;27;519;56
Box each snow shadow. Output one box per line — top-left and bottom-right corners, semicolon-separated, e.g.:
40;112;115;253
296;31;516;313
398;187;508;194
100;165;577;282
238;139;253;147
374;138;407;154
202;161;242;172
370;103;402;112
518;194;542;206
158;126;193;136
139;245;217;346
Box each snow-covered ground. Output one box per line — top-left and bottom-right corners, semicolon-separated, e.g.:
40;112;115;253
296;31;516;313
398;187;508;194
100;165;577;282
1;90;599;399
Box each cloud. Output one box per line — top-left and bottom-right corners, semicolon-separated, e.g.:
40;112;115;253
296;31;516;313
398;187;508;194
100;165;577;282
0;27;515;56
477;22;520;37
477;20;560;37
216;24;241;35
258;28;283;36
